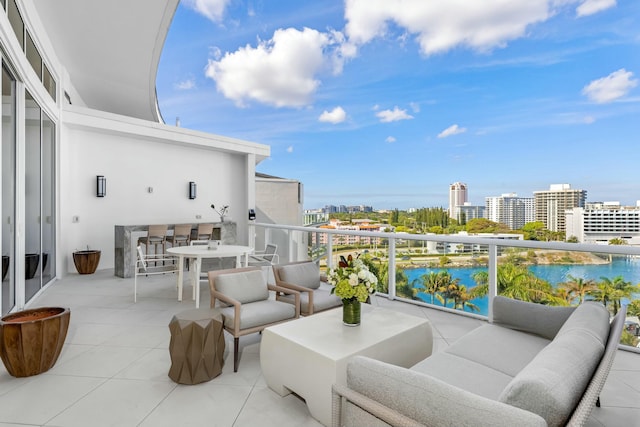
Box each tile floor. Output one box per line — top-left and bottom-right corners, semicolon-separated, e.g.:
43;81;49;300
0;269;638;426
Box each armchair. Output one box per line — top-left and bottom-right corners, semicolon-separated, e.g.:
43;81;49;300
273;261;341;316
208;267;300;372
248;243;279;266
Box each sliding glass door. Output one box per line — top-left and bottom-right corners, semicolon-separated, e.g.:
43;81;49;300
2;64;16;315
24;90;55;301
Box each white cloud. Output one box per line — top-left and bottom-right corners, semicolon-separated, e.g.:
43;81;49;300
205;27;342;107
174;78;196;90
409;102;420;113
319;106;347;124
345;0;554;55
583;115;596;124
287;146;294;153
385;136;397;143
576;0;616;17
183;0;231;23
438;124;467;138
582;69;638;104
376;106;414;123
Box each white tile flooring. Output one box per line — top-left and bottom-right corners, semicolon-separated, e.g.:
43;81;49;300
0;269;638;426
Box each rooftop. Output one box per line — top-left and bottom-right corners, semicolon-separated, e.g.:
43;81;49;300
0;270;638;426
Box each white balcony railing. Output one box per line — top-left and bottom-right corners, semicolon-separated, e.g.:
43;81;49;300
250;221;640;352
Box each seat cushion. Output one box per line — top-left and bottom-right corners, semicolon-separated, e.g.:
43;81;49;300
278;288;341;313
444;324;551;377
220;300;296;330
277;262;321;289
411;351;514;400
215;270;268;304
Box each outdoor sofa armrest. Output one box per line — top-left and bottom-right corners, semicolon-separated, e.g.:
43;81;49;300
339;356;547;427
268;284;301;318
492;295;576;340
332;383;426;427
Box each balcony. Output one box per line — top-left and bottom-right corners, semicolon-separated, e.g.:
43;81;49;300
0;225;638;426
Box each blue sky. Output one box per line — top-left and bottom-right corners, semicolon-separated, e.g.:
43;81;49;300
156;0;640;210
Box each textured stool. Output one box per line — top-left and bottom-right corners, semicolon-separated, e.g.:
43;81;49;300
168;308;225;384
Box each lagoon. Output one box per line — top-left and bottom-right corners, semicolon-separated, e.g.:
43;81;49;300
405;257;640;316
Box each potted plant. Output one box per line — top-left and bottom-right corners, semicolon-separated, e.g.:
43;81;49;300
0;306;71;377
73;247;101;274
327;255;377;326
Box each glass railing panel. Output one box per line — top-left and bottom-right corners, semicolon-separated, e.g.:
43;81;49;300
261;222;640;350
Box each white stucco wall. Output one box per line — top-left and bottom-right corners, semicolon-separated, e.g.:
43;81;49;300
58;108;257;275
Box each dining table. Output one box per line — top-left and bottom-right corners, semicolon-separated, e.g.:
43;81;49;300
166;244;253;308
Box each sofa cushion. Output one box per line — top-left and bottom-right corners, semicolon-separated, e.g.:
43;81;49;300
215;270;268;304
556;301;610;346
444;324;551;377
498;311;607;426
277;262;321;289
411;351;514;400
492;296;576;340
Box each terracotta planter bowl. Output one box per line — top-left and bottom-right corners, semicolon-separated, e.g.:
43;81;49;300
0;307;71;377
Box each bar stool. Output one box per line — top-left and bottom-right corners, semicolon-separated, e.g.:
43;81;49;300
167;224;192;248
195;223;214;240
138;225;168;262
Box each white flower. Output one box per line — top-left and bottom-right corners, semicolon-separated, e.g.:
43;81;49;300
348;273;359;287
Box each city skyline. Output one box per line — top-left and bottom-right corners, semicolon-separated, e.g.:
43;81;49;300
157;0;640;209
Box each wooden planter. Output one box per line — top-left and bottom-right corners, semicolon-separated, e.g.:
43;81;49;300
0;307;71;377
73;250;101;274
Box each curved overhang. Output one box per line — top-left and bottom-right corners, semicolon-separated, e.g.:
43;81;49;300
32;0;179;122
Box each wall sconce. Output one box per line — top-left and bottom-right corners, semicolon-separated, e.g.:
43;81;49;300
96;175;106;197
189;181;196;199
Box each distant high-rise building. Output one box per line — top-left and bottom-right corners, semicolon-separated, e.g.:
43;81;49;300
457;202;485;224
485;193;533;230
566;201;640;245
449;182;468;220
534;184;587;232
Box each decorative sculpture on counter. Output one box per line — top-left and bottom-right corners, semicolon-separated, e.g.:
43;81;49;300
211;204;229;222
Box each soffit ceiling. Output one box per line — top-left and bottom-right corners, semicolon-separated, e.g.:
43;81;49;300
32;0;179;122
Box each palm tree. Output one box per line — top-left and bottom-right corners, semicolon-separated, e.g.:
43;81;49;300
413;271;443;305
559;275;597;304
436;272;460;308
595;275;639;314
452;284;481;313
470;263;557;303
471;270;488;297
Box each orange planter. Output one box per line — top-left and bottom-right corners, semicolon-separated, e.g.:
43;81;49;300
0;307;70;377
73;250;101;274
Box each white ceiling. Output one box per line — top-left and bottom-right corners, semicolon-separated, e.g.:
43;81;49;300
33;0;179;122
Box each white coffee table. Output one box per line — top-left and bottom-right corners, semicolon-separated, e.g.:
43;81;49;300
260;304;433;426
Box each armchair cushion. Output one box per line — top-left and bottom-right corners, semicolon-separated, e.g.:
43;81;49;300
278;284;341;314
219;300;296;330
277;262;321;289
215;270;268;304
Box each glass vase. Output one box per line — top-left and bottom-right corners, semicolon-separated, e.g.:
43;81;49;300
342;298;361;326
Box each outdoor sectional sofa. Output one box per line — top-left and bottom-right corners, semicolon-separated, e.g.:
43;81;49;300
332;296;626;427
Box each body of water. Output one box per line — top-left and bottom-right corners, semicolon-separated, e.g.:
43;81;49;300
404;257;640;316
